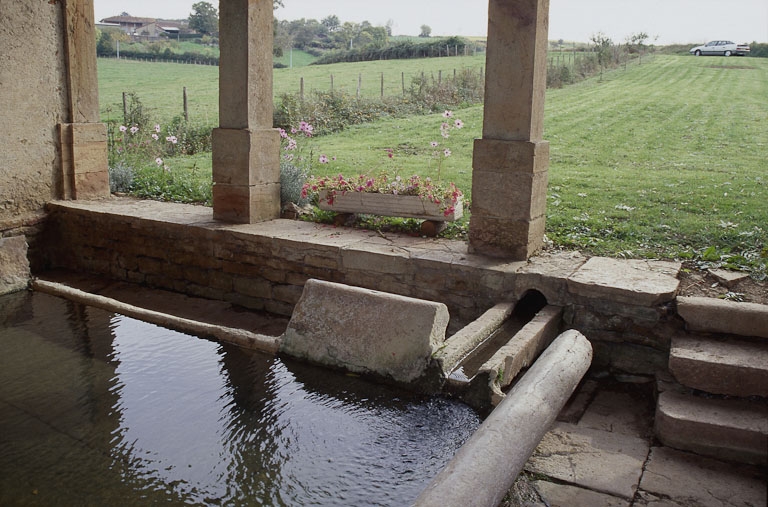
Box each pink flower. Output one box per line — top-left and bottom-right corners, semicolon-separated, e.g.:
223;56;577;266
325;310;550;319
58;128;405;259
279;128;288;138
430;141;439;148
166;135;178;144
119;125;127;132
318;154;329;164
444;148;452;157
151;133;159;141
454;119;464;129
285;138;297;150
154;124;161;133
129;126;139;135
155;157;163;166
442;110;453;118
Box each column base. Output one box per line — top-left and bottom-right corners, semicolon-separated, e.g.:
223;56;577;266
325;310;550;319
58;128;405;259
212;183;280;224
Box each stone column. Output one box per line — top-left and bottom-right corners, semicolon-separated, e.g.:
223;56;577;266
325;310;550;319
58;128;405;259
469;0;550;259
60;0;110;200
212;0;281;223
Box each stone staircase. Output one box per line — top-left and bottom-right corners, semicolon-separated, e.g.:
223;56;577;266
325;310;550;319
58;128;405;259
655;296;768;466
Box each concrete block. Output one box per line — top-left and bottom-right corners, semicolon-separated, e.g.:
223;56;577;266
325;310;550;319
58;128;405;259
655;390;768;465
677;296;768;339
280;279;449;383
0;236;30;295
670;335;768;397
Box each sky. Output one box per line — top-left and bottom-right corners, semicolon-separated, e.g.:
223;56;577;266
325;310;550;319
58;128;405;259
95;0;768;45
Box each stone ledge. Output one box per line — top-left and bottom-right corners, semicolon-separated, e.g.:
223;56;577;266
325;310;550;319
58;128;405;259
677;296;768;338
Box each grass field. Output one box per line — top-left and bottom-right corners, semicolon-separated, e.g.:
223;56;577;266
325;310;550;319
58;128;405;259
97;55;486;124
99;55;768;275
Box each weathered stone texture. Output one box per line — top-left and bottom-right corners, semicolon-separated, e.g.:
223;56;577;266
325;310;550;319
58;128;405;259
41;198;693;376
0;1;68;221
281;279;449;383
0;236;31;295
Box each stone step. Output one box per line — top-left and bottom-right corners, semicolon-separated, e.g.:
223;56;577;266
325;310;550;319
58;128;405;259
669;335;768;397
676;296;768;339
655;390;768;466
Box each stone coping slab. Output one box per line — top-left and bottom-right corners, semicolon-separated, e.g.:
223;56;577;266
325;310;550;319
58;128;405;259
567;257;681;306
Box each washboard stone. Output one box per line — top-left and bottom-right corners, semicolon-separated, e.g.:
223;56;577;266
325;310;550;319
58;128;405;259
0;236;30;295
280;279;449;383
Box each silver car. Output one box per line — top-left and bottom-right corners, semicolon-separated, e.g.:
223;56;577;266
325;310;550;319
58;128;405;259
689;40;750;57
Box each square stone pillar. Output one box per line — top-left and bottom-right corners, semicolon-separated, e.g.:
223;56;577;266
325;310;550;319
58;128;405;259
469;0;551;259
60;0;109;199
213;0;280;223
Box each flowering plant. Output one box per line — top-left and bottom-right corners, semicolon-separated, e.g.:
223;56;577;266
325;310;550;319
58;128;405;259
302;173;463;217
292;111;465;217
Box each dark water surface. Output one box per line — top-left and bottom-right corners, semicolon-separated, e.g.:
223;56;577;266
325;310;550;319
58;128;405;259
0;291;480;506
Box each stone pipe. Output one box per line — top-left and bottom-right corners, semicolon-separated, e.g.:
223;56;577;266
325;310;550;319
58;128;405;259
414;329;592;507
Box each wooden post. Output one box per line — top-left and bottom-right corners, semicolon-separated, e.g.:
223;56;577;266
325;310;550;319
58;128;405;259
183;86;189;122
380;72;384;98
438;70;442;84
300;76;304;100
402;72;405;96
357;73;361;99
122;91;128;123
330;74;334;93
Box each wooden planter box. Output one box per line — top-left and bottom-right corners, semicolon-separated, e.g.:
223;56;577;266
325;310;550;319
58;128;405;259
317;189;463;222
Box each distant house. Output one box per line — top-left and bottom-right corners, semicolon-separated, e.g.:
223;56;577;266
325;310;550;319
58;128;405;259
98;15;191;40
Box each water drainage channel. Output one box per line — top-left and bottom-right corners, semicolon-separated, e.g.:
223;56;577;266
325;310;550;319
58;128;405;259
21;278;592;506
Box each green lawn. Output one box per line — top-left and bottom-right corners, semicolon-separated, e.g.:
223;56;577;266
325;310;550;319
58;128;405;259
99;55;768;276
97;55;486;124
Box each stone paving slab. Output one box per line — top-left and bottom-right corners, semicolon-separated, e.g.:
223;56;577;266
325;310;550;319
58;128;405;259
524;422;649;500
636;446;767;507
532;480;629;507
567;257;680;306
577;389;653;438
677;296;768;339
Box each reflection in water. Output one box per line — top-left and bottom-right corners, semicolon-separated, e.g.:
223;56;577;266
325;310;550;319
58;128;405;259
0;292;480;506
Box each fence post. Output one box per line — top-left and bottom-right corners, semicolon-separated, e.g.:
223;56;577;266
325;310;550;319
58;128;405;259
183;86;189;122
300;77;304;101
122;91;127;123
357;73;361;99
402;72;405;96
438;70;442;84
380;72;384;98
330;74;334;93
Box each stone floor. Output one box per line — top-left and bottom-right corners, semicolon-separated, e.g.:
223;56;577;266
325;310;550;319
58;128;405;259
506;379;767;507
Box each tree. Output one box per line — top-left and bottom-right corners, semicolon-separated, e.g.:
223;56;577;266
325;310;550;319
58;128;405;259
189;1;218;35
590;32;613;66
419;25;431;38
321;15;340;32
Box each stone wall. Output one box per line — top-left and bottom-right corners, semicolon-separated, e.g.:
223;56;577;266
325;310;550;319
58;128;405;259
40;199;684;376
0;2;69;227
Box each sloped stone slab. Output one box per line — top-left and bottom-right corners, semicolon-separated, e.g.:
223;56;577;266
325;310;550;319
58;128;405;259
677;296;768;339
280;279;449;383
0;236;30;295
638;446;767;507
670;335;768;397
567;257;680;306
655;390;768;465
